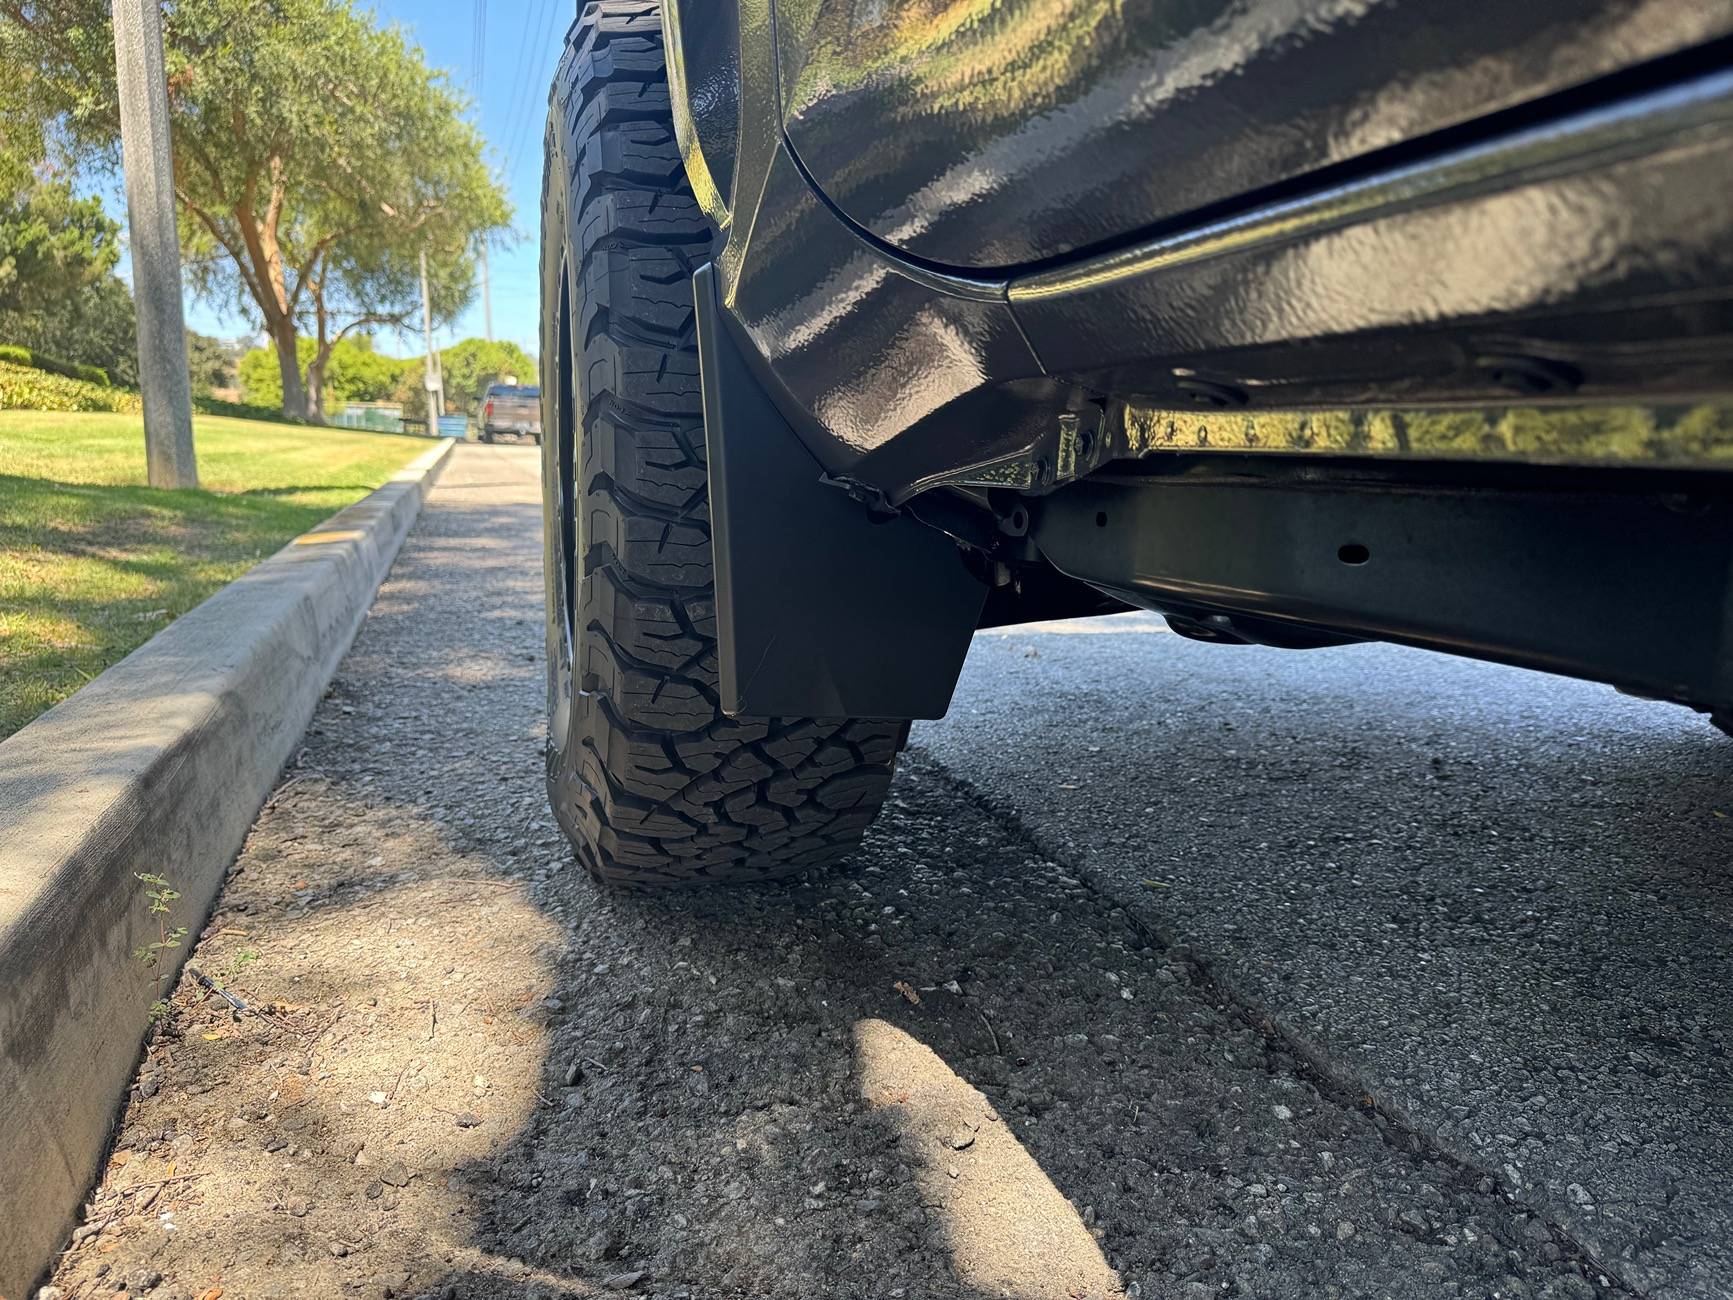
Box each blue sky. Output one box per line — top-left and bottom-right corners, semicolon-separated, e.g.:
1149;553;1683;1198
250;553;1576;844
147;0;569;362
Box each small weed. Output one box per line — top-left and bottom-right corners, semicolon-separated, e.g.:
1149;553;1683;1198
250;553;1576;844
212;947;260;991
132;872;189;1013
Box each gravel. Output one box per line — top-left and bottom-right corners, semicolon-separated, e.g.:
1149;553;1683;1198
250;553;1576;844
47;447;1630;1299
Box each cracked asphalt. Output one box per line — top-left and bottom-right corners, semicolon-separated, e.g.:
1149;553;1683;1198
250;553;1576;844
41;444;1730;1300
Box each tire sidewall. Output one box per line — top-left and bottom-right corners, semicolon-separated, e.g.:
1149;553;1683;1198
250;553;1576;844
540;109;579;767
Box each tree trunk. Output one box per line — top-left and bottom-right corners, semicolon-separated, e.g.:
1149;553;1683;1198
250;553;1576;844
305;295;331;424
238;169;307;420
268;315;307;420
305;348;330;424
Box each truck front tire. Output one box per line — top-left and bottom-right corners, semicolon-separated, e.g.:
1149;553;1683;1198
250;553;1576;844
537;2;907;887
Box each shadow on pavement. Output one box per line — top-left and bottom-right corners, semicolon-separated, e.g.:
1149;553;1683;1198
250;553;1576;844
42;448;1613;1300
933;614;1733;1296
411;746;1605;1300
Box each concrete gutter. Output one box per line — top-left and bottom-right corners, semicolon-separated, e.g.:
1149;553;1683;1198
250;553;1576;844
0;437;456;1299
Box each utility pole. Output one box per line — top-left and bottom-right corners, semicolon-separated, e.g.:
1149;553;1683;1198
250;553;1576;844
112;0;197;488
479;238;493;342
419;248;444;420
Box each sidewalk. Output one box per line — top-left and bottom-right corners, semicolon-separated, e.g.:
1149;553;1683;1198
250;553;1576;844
42;445;564;1300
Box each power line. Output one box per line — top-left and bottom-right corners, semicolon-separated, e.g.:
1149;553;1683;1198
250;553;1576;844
497;0;551;176
527;0;565;161
499;0;552;182
471;0;487;99
501;0;561;183
526;0;567;173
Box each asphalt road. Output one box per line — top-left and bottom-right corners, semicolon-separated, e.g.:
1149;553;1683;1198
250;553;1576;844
924;612;1733;1300
44;445;1729;1300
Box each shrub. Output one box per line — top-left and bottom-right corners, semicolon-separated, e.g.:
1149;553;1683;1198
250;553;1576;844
0;360;304;422
192;393;303;423
0;359;141;413
0;344;111;386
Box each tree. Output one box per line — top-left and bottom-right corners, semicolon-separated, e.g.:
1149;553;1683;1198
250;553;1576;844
299;235;471;422
0;170;121;320
236;344;285;408
0;43;48;196
239;333;406;412
4;0;511;420
185;329;234;395
0;123;139;383
3;269;140;385
388;337;537;422
438;337;537;414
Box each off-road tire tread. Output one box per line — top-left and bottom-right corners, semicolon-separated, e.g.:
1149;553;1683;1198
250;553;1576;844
543;1;904;887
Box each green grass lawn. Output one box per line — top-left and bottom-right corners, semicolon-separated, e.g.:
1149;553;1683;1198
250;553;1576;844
0;411;432;741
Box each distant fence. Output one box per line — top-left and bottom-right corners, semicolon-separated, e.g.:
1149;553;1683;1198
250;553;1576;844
333;404;406;433
333;405;469;440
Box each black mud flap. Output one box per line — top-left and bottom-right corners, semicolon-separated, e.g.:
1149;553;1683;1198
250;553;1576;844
695;264;987;719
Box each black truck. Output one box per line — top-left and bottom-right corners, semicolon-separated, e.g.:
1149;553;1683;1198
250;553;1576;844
538;0;1733;886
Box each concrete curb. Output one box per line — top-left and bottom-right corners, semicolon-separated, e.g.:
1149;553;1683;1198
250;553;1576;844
0;437;456;1299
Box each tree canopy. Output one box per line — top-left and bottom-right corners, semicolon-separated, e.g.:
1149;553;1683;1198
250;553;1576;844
237;333;538;419
3;0;511;420
185;329;240;395
0;116;140;384
0;175;119;315
239;333;405;411
438;337;537;413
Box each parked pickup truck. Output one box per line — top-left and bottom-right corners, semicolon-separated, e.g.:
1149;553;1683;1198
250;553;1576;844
537;0;1733;888
479;384;541;443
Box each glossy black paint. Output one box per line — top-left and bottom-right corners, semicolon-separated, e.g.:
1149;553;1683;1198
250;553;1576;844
773;0;1733;271
700;26;1733;502
661;0;1733;716
666;0;739;213
701;3;1130;491
734;151;1044;451
1012;67;1733;413
681;2;1733;508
